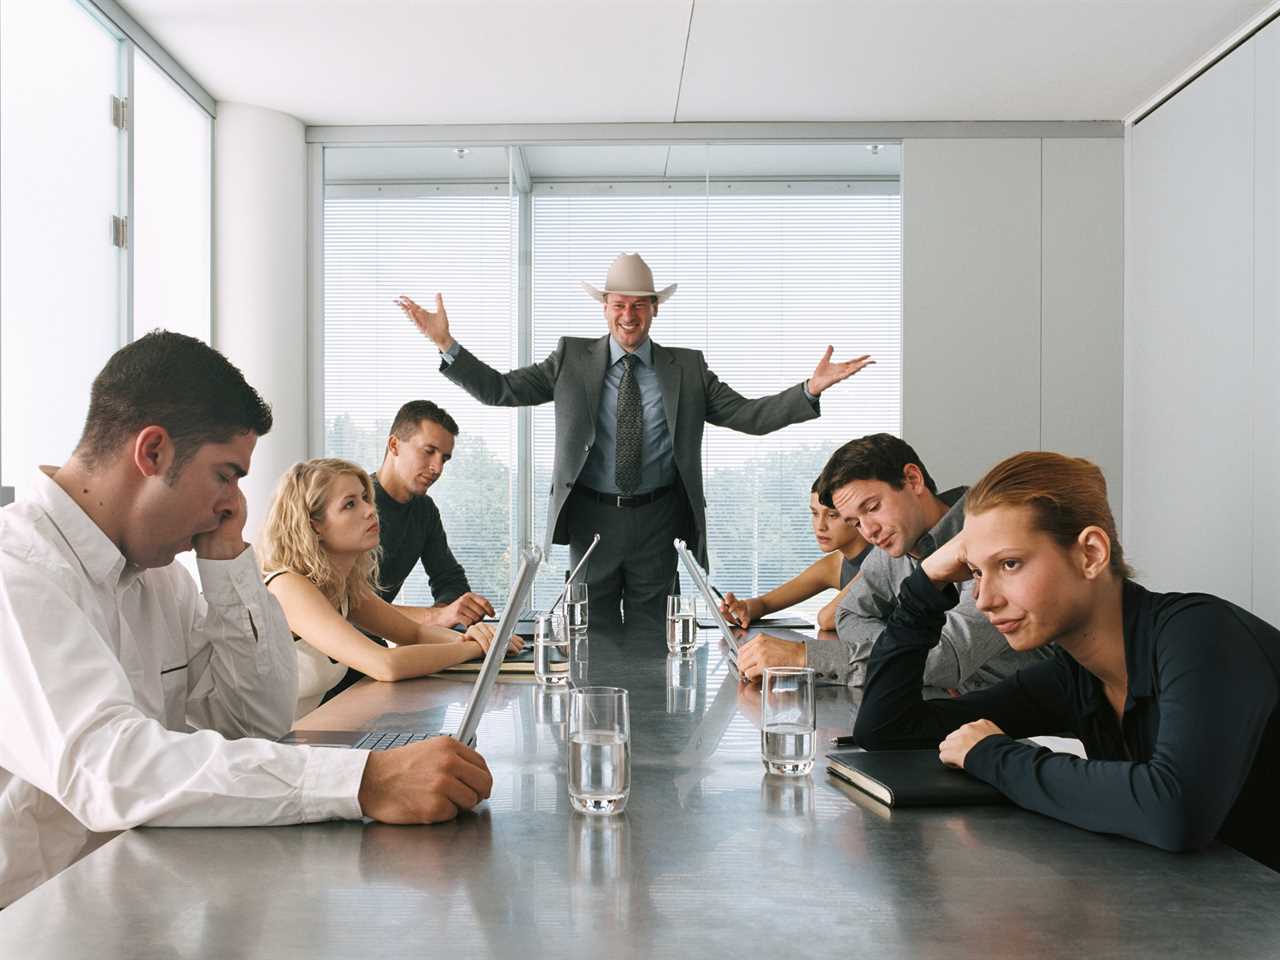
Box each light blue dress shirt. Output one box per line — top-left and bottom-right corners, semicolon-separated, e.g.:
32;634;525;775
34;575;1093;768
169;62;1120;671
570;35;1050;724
442;337;674;495
576;337;675;496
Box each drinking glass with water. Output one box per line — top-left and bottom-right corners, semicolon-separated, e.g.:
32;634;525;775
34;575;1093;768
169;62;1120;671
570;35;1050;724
760;666;816;776
534;612;570;687
665;594;698;654
565;581;589;633
568;686;630;815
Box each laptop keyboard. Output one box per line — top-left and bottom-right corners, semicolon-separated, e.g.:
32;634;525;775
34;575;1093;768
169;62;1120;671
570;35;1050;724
352;731;434;751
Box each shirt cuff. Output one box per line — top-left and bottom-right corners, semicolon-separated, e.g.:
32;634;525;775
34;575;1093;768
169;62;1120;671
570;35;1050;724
299;746;369;821
196;546;263;608
802;380;819;405
440;341;461;365
805;635;850;684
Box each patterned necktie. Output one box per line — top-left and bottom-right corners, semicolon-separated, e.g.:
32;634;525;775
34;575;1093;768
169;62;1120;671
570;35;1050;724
615;353;642;494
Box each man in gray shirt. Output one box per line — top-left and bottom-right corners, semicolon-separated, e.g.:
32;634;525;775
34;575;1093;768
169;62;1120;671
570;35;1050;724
735;434;1050;690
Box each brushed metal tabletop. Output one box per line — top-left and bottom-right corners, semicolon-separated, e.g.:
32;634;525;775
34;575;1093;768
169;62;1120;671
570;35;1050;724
2;627;1277;959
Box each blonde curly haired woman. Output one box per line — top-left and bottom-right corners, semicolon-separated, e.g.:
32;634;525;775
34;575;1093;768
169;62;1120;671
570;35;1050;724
260;458;519;718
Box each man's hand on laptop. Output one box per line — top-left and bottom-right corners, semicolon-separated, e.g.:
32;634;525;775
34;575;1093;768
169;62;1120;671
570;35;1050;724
736;633;805;682
358;737;493;824
436;591;496;628
720;591;762;628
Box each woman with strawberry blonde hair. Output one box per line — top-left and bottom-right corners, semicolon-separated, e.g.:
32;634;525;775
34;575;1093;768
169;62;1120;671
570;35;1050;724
260;458;517;718
854;451;1279;870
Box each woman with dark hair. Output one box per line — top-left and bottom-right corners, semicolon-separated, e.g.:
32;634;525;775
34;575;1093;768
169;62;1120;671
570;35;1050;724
720;477;871;631
854;451;1279;870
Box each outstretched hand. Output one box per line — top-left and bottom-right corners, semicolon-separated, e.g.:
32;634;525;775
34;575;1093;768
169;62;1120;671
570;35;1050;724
395;294;455;353
807;346;874;396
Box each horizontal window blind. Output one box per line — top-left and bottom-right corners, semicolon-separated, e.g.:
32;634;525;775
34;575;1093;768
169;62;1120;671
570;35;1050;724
530;191;901;615
324;190;517;605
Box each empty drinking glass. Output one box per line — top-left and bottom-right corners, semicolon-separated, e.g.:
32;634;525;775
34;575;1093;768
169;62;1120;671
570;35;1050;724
665;595;698;654
760;667;816;776
568;686;631;815
534;612;569;687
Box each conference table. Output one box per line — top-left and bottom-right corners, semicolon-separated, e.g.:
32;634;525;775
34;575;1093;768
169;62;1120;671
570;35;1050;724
2;624;1278;959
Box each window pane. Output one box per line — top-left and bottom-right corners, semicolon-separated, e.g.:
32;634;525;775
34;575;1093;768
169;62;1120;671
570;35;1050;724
133;51;211;342
324;181;516;606
530;181;902;617
1;0;122;497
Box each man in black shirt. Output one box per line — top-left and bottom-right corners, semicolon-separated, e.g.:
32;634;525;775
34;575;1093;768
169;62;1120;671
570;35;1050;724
373;400;494;629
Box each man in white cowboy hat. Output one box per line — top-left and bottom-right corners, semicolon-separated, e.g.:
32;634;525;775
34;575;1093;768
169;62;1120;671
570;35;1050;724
395;253;871;631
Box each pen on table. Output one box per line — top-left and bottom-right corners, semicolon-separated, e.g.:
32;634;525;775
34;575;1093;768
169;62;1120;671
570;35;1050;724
830;735;858;746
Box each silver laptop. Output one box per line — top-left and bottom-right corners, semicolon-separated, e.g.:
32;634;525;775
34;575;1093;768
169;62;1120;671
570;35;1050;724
674;538;743;662
280;546;544;750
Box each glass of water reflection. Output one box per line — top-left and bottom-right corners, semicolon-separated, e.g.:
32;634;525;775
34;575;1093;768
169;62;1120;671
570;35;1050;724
534;612;570;687
568;686;631;815
665;595;698;654
760;667;816;776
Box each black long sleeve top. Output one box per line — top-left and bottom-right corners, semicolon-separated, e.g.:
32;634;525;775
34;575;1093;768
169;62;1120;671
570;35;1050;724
372;478;470;606
854;566;1280;871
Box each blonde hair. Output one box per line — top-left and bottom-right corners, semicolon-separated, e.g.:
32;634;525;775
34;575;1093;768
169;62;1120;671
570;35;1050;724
967;451;1133;579
260;458;382;609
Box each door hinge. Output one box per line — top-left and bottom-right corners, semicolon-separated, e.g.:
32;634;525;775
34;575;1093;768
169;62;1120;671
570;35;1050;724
112;95;128;130
112;214;128;249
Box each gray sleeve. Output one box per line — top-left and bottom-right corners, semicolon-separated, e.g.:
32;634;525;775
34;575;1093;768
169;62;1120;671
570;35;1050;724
440;339;561;407
920;582;1019;691
831;551;898;687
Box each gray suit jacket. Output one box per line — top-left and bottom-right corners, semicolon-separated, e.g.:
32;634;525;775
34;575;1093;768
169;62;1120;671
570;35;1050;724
441;335;819;564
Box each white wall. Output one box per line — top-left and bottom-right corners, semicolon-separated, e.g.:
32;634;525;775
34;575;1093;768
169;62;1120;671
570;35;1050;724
213;102;308;539
902;137;1124;504
1126;21;1278;615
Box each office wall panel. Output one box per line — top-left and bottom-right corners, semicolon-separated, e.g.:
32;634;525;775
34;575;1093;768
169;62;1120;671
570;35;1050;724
1041;139;1125;522
902;139;1043;490
1126;43;1255;605
1253;20;1280;625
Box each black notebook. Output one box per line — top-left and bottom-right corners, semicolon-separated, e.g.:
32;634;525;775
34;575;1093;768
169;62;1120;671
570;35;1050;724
826;749;1010;807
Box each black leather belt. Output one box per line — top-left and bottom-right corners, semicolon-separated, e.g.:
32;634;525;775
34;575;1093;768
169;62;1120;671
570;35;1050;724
575;484;673;508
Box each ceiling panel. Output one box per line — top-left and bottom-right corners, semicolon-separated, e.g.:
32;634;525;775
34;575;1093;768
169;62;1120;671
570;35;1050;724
120;0;1273;124
121;0;692;125
676;0;1271;122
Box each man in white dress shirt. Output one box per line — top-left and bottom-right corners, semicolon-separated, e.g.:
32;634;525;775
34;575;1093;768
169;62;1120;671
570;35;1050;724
0;331;493;907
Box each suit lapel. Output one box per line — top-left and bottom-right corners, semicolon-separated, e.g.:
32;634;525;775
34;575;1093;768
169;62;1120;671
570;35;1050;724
652;340;681;440
583;335;609;415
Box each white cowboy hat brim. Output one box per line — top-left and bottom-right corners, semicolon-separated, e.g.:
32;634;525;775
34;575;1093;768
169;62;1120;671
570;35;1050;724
581;281;678;304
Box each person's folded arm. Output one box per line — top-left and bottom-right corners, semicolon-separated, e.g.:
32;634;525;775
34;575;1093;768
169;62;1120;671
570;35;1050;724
817;570;859;631
853;566;1073;749
917;585;1020;692
182;546;298;740
0;568;365;832
964;603;1279;852
270;575;482;682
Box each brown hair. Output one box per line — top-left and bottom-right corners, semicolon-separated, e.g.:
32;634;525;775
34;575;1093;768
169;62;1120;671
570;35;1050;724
967;451;1133;579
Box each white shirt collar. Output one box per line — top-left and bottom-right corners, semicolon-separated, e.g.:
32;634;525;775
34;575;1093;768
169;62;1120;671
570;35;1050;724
29;467;130;587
